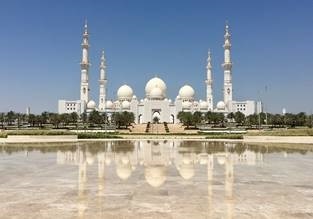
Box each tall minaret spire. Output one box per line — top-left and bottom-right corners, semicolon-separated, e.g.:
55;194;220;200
98;50;107;112
80;20;90;106
205;50;213;111
222;22;233;109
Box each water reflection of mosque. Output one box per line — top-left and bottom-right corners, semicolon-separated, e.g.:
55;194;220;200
56;141;264;218
57;141;263;187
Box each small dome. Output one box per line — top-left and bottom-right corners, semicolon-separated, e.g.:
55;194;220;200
87;100;96;109
106;100;113;109
150;87;163;99
182;101;192;109
145;77;167;98
121;100;130;109
217;101;226;110
200;101;208;109
179;85;195;100
117;84;133;101
145;165;167;188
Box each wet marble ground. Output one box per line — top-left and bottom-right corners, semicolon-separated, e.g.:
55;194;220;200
0;141;313;219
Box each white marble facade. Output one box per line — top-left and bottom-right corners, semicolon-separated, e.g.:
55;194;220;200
58;22;262;123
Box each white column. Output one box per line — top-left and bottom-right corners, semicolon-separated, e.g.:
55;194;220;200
80;21;90;107
206;50;213;111
222;23;233;110
98;50;107;112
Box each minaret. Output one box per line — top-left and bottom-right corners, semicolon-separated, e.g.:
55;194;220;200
98;50;107;112
205;50;213;111
80;20;90;106
222;23;233;109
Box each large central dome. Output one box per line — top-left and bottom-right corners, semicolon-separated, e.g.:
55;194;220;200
145;76;167;99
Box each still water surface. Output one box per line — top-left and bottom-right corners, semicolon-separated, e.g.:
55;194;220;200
0;141;313;219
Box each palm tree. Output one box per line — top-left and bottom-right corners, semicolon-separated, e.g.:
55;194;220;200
0;113;5;129
81;112;88;129
70;112;78;126
7;111;15;126
234;111;245;125
89;110;102;126
227;112;235;122
192;111;203;126
50;113;61;128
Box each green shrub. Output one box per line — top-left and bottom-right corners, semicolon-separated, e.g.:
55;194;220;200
6;130;73;136
205;134;243;139
0;132;7;138
77;132;122;139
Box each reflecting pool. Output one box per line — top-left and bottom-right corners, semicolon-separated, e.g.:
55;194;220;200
0;141;313;218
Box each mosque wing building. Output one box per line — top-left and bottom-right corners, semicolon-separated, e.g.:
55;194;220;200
58;22;262;123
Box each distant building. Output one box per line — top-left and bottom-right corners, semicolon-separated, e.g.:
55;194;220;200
58;22;262;123
26;107;31;116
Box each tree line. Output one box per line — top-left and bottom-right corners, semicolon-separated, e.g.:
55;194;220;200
177;111;313;128
1;110;312;130
0;110;135;129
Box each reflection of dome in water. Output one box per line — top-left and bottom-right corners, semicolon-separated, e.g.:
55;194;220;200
178;163;195;180
145;165;167;187
105;158;112;166
217;156;226;165
116;164;132;180
86;152;94;165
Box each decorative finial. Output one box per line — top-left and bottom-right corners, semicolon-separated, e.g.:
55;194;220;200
225;21;230;34
84;19;88;34
100;50;106;68
224;21;230;39
207;49;212;69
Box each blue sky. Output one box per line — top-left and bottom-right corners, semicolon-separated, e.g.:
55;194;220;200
0;0;312;114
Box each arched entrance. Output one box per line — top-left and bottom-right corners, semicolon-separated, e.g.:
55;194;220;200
138;114;143;124
152;111;161;123
170;114;175;124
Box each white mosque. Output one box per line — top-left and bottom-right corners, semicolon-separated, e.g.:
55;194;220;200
58;22;262;123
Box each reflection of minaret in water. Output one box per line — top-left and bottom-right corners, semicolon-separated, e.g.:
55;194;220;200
78;150;87;218
225;152;234;219
97;151;106;217
207;154;214;218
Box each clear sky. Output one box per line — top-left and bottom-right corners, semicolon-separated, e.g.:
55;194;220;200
0;0;312;114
